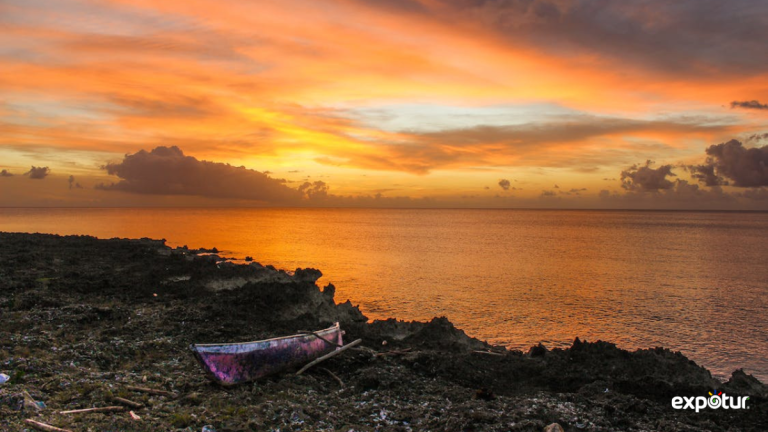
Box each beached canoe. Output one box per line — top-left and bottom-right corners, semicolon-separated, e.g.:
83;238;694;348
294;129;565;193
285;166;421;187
190;323;344;385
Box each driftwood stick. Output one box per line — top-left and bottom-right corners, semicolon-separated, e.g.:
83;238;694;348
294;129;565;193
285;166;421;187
375;348;413;357
296;339;362;375
125;386;177;398
319;367;344;387
129;410;142;420
298;331;341;348
113;396;143;408
472;350;505;357
59;406;125;415
24;419;73;432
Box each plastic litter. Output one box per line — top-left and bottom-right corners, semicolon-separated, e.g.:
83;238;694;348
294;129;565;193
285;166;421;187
22;390;45;411
202;426;216;432
0;373;9;384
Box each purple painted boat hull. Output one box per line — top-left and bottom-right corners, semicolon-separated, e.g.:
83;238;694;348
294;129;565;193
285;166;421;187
190;323;343;385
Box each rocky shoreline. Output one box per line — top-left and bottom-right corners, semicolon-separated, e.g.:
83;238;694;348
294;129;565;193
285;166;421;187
0;232;765;431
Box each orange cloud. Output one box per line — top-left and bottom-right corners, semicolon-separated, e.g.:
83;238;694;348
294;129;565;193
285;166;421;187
1;0;767;208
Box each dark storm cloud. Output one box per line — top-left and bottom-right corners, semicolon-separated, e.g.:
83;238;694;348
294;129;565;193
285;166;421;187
498;179;511;190
427;0;768;76
603;146;768;209
730;100;768;110
620;161;675;191
691;139;768;187
25;166;50;179
97;146;303;202
1;169;13;177
687;163;725;187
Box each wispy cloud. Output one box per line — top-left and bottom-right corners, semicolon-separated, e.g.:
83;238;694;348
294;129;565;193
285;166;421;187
731;100;768;110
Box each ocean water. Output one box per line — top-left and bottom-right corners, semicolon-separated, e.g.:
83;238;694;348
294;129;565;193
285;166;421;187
1;208;766;381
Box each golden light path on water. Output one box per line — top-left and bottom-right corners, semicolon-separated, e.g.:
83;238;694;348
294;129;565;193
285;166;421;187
1;208;766;382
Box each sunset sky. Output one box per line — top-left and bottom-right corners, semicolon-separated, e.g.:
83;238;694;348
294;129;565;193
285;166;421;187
1;0;767;208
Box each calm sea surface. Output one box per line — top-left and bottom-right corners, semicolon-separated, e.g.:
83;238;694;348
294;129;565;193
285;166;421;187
1;208;766;381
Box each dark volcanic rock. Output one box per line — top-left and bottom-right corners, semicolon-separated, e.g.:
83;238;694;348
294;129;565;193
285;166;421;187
293;267;322;283
724;369;768;398
528;342;548;357
361;317;488;352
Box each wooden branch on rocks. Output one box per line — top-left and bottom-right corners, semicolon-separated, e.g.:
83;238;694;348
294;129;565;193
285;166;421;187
472;350;505;357
298;330;342;348
296;339;362;375
24;419;73;432
113;396;143;408
59;406;125;415
319;367;344;387
125;385;177;398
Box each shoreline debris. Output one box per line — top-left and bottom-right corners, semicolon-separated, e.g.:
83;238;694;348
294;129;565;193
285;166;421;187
24;419;73;432
125;385;178;398
113;396;144;408
59;406;125;415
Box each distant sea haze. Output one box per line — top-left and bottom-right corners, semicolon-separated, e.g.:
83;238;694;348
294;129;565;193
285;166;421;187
2;208;766;382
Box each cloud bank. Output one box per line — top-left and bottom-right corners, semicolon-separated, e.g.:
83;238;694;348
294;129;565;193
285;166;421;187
97;146;303;203
620;161;675;192
689;139;768;187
